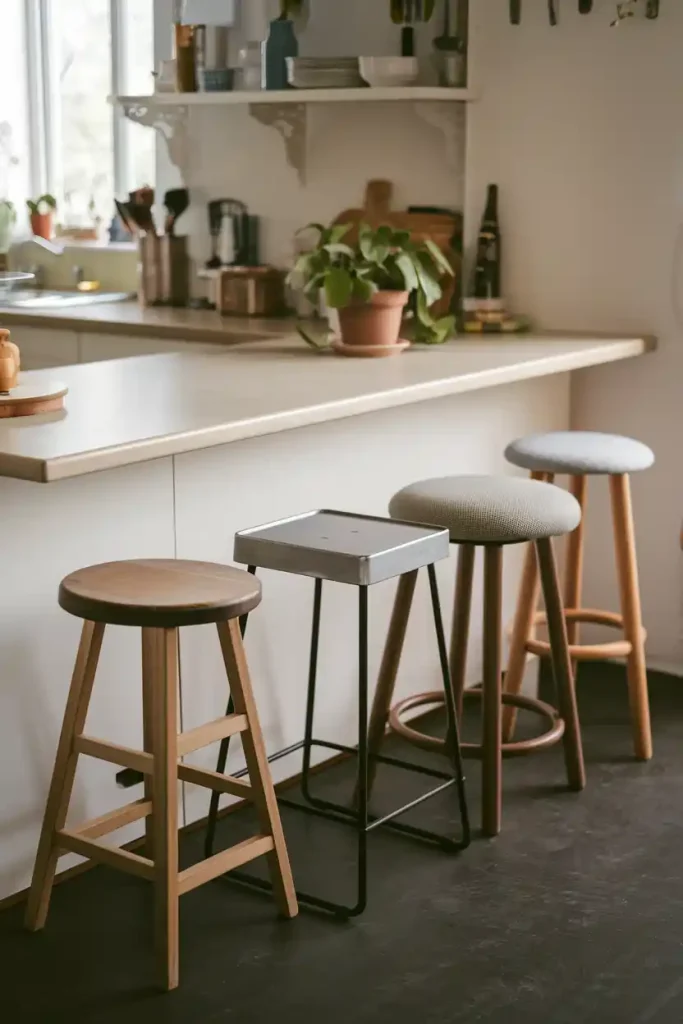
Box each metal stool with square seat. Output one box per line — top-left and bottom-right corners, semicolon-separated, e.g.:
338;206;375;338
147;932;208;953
204;510;471;919
25;559;297;991
503;431;654;760
367;475;586;837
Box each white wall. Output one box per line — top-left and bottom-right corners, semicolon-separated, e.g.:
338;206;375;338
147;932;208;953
153;0;467;271
466;0;683;672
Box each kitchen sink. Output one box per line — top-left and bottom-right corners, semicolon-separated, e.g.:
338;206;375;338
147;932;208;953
0;289;132;309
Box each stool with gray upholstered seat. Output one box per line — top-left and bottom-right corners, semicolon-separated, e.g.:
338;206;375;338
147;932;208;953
503;431;654;761
367;475;586;837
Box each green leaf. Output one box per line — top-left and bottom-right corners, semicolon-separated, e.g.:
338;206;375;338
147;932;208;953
328;223;352;244
323;243;355;258
414;257;443;307
325;267;354;308
391;229;412;248
297;324;333;350
395;252;419;293
295;222;325;238
375;225;394;246
423;238;454;276
352;276;377;302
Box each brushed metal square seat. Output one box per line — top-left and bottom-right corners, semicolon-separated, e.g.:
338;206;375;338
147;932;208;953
234;510;450;586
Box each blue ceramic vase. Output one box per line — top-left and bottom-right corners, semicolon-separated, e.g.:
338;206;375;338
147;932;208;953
263;17;298;90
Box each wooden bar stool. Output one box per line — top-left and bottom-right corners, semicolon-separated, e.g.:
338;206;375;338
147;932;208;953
25;559;298;991
503;431;654;760
367;476;586;837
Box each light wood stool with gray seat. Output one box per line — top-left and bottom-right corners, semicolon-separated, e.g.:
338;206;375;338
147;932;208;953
367;475;586;837
25;559;298;991
503;431;654;760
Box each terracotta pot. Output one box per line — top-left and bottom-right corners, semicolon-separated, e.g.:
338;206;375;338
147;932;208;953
30;212;53;240
338;290;409;348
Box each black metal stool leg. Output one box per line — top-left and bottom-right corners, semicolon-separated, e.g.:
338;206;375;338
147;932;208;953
427;564;471;849
204;566;256;860
355;585;369;915
300;579;323;802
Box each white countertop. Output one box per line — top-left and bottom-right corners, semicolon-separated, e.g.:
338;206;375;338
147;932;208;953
0;333;652;483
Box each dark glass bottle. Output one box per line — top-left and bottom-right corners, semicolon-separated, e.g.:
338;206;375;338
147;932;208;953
473;184;501;300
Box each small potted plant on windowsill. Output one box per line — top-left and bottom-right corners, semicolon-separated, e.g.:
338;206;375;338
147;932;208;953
288;221;455;355
26;194;57;241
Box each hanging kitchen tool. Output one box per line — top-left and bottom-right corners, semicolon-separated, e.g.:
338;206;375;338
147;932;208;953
435;0;460;48
402;0;415;57
510;0;522;23
548;0;558;25
390;0;404;22
646;0;660;19
579;0;592;12
163;188;189;236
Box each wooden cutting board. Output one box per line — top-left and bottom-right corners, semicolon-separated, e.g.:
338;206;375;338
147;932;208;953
333;180;461;316
0;380;68;418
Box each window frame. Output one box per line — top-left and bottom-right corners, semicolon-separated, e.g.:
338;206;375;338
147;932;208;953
21;0;141;203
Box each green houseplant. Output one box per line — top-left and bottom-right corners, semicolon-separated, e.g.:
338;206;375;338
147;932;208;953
26;194;57;241
289;222;455;349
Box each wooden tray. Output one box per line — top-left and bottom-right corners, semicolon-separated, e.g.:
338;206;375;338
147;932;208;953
333;180;461;316
0;380;68;418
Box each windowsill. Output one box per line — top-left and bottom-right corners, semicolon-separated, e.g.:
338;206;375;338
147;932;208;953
12;236;136;255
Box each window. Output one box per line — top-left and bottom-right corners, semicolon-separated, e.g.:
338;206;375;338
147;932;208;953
1;0;154;233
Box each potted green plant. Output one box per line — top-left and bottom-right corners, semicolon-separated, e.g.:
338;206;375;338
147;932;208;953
288;221;455;349
26;194;57;240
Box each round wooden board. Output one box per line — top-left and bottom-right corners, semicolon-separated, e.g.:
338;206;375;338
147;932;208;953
0;380;68;419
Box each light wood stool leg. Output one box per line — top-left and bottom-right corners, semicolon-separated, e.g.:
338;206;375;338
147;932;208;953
609;474;653;761
148;627;180;992
366;569;418;796
141;630;156;860
482;545;503;838
502;471;549;742
25;620;105;931
564;474;588;647
537;537;586;791
217;619;298;920
450;544;476;720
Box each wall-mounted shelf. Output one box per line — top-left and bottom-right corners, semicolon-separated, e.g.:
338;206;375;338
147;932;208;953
115;86;476;107
114;87;475;184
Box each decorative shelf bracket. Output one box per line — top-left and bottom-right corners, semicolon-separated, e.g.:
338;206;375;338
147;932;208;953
120;101;190;178
248;103;307;185
414;101;466;179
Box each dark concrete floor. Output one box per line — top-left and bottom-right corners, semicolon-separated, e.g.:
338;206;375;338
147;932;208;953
3;663;683;1024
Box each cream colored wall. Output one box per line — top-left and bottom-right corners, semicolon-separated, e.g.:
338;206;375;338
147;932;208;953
466;0;683;672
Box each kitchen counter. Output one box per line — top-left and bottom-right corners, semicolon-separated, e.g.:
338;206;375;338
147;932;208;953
0;299;296;345
0;333;651;483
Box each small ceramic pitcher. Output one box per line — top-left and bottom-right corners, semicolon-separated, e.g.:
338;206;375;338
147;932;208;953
0;329;21;392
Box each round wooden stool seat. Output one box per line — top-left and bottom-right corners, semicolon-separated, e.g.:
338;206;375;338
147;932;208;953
58;559;262;627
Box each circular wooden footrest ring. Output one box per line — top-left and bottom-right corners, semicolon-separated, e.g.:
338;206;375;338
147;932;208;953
389;689;565;759
522;608;647;662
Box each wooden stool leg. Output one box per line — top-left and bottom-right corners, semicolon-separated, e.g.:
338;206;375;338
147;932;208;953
25;621;104;931
609;474;653;761
141;630;156;860
148;627;180;992
564;474;588;646
217;619;298;920
366;569;418;796
450;544;476;720
536;538;586;791
502;471;549;742
482;545;503;838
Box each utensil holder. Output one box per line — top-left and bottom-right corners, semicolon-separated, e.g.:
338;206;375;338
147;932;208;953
137;235;163;307
161;236;190;307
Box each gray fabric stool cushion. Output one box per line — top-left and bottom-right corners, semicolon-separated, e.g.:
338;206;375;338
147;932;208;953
389;475;581;545
505;431;654;476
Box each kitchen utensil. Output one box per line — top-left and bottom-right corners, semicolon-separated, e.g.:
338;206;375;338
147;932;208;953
207;199;248;267
548;0;558;25
216;266;286;316
334;180;461;317
114;199;137;237
128;202;157;236
415;0;423;18
128;186;154;208
434;0;460;50
646;0;660;18
360;56;419;87
390;0;404;23
401;25;415;56
578;0;592;12
510;0;522;23
163;188;189;236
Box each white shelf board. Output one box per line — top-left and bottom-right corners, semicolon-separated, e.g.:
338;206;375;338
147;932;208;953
114;86;476;107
